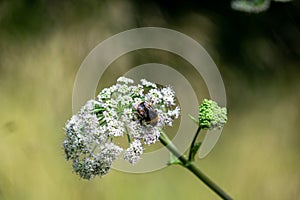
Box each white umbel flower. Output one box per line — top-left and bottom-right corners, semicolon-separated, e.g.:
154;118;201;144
140;78;157;88
63;77;180;179
124;140;144;164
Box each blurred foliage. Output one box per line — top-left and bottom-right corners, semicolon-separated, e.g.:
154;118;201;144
231;0;292;13
0;0;299;200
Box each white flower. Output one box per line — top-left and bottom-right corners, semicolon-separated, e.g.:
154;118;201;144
157;110;173;127
119;95;133;106
130;85;144;97
64;100;106;159
168;106;180;119
117;76;134;84
140;78;157;88
107;120;124;137
63;76;181;179
97;88;112;100
145;89;163;105
142;126;160;145
161;86;176;106
124;140;144;164
72;142;123;180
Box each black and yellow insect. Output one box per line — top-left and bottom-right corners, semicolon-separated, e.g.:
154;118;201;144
135;102;158;126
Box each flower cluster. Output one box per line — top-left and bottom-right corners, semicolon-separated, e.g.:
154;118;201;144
198;99;227;130
231;0;271;13
64;77;180;179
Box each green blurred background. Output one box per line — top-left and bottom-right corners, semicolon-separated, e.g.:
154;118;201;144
0;0;299;199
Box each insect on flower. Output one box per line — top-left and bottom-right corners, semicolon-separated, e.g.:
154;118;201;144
135;101;158;126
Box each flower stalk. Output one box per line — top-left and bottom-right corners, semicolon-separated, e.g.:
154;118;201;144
188;126;201;161
159;131;233;200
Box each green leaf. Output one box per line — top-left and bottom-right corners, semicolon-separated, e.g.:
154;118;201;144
168;153;182;166
92;108;105;113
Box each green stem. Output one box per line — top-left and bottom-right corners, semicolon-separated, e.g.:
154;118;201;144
90;143;99;155
123;123;131;143
159;132;233;200
188;126;201;161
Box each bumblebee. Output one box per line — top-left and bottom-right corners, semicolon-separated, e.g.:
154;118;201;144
135;101;158;126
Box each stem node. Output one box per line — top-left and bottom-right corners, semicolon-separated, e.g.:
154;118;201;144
159;131;233;200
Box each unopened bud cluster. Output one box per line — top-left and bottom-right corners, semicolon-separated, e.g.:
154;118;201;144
198;99;227;130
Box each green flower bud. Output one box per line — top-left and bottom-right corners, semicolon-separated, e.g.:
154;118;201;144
198;99;227;130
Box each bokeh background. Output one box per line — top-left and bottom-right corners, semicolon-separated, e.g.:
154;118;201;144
0;0;299;199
